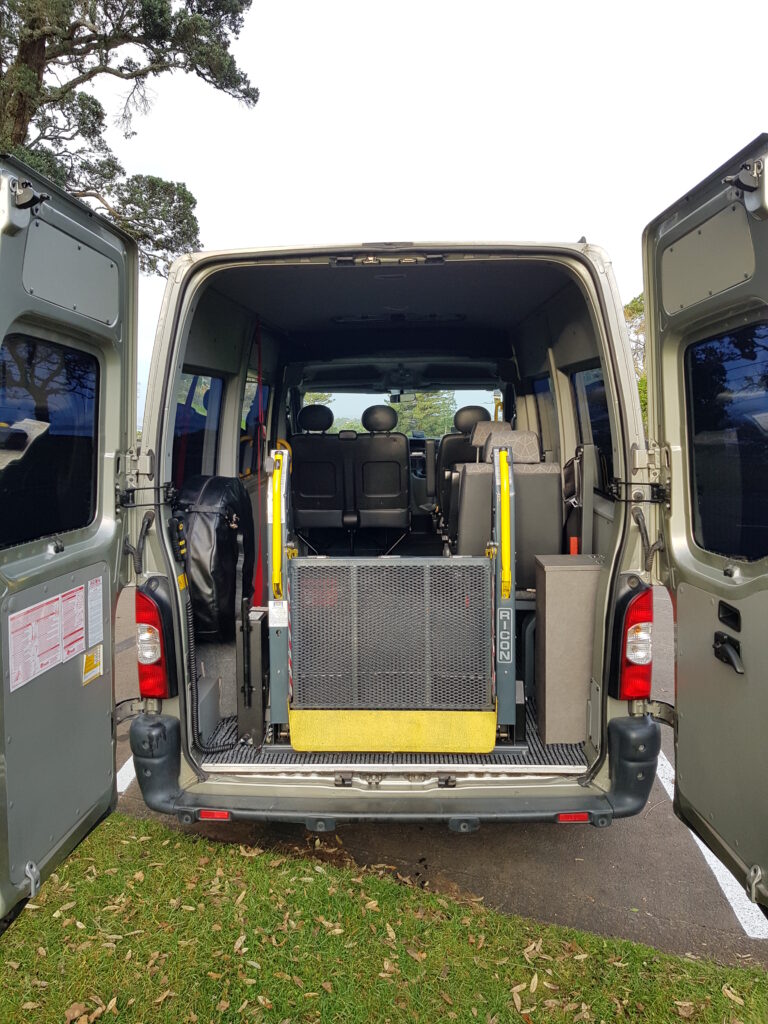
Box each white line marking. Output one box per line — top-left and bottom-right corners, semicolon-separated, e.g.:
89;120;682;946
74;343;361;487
116;756;136;795
656;751;768;940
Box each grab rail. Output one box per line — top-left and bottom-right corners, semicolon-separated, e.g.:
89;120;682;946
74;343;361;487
272;451;284;599
499;448;512;600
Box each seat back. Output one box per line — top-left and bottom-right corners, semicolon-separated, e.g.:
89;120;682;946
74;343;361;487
457;429;563;588
436;405;492;519
354;405;410;528
290;405;345;528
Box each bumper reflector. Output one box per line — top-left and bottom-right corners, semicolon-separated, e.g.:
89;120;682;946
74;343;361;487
557;812;590;823
199;809;231;821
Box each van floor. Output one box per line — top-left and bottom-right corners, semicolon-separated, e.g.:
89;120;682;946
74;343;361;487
199;701;587;771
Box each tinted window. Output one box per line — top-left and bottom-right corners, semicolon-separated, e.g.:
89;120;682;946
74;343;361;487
572;367;614;491
686;323;768;561
0;335;98;550
172;373;223;487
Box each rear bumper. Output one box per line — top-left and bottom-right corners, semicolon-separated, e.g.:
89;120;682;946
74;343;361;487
129;712;660;829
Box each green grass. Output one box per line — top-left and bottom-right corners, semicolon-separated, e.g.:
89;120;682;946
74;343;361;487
1;814;765;1023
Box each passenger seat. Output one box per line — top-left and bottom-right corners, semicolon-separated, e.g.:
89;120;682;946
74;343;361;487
290;405;345;528
456;429;562;590
355;405;410;529
436;405;491;522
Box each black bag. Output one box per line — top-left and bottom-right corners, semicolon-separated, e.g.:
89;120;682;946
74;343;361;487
178;475;255;642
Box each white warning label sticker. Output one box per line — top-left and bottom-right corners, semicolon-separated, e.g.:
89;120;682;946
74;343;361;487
61;586;86;661
87;576;103;647
269;600;289;628
9;595;63;692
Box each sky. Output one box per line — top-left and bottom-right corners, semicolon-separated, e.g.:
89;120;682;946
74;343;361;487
101;1;767;421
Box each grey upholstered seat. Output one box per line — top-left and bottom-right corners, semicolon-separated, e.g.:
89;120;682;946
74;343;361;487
354;405;410;529
456;429;563;589
436;405;492;520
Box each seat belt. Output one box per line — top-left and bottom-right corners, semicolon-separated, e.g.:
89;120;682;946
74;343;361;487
580;442;596;556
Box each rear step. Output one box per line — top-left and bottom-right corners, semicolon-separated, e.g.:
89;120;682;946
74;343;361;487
201;702;587;773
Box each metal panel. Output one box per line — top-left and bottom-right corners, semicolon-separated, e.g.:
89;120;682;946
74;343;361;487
661;203;755;315
22;220;120;325
1;564;112;885
289;557;493;711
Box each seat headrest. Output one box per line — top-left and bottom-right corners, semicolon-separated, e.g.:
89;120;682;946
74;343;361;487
362;405;397;432
483;428;541;464
454;405;491;434
297;404;333;432
470;420;512;448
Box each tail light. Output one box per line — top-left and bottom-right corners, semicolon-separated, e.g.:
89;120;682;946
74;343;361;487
619;587;653;700
136;590;170;698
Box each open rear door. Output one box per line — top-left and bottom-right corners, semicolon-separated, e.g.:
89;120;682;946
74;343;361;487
0;157;137;926
644;135;768;909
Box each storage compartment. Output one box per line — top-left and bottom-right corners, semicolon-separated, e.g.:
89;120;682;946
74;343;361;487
534;555;602;745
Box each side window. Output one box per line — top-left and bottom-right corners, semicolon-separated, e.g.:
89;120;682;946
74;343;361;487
0;334;99;550
685;323;768;561
532;376;557;457
240;376;270;476
172;372;223;487
571;366;614;492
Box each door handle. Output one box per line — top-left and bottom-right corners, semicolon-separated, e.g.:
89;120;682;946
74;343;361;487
713;631;745;675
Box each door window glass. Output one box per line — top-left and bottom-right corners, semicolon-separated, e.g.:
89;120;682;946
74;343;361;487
572;367;614;491
172;372;223;486
685;323;768;561
0;334;99;550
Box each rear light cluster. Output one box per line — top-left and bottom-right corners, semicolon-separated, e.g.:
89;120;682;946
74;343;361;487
619;588;653;700
136;590;171;699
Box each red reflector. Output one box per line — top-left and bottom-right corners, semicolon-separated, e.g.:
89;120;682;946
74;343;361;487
619;587;653;700
557;812;590;823
135;590;170;699
199;809;231;821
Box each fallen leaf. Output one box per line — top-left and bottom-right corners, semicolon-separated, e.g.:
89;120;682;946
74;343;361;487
722;984;745;1006
441;991;453;1005
154;989;175;1005
512;990;522;1011
21;1002;41;1011
365;900;380;912
133;871;144;882
530;972;538;994
321;981;333;993
235;889;246;906
674;1002;695;1019
386;922;396;941
65;1003;88;1024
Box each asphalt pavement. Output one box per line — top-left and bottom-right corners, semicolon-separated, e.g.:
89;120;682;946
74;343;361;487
113;587;768;968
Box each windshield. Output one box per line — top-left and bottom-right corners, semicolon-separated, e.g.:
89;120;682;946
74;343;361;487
302;390;499;437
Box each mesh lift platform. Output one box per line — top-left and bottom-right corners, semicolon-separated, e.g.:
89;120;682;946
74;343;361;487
289;558;493;711
264;446;519;754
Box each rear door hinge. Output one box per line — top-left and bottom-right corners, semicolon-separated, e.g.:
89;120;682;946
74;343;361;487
630;698;676;728
334;772;352;787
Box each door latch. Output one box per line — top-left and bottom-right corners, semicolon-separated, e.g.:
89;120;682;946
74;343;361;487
713;632;745;675
24;861;41;898
747;864;763;903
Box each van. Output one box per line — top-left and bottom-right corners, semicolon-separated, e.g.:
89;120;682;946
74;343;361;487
1;135;767;927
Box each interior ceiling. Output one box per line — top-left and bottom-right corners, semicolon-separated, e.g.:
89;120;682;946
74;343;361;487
212;256;573;336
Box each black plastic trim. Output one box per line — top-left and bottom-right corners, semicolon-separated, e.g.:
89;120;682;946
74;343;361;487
130;714;182;814
605;714;660;818
130;714;659;829
138;577;179;697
